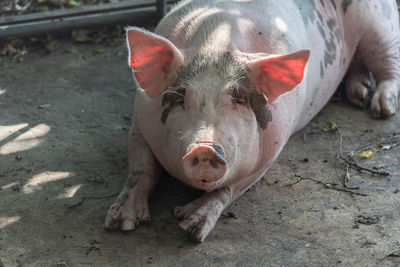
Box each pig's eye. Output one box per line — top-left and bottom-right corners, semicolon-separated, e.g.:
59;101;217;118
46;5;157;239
230;88;248;106
235;96;247;104
176;97;184;105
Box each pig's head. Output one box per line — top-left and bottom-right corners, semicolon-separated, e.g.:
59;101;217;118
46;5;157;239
127;27;309;191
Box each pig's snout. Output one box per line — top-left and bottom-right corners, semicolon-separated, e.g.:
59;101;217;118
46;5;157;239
182;144;227;184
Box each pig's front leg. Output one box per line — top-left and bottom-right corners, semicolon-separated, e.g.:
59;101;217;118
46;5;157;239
174;176;257;242
104;123;160;230
174;187;231;242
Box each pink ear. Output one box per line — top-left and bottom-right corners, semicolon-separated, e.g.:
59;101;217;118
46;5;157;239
126;27;184;97
248;50;310;101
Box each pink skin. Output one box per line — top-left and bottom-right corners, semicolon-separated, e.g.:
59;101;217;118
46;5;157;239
182;144;227;187
105;0;400;241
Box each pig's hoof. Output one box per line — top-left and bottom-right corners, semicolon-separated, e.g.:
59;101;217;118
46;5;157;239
178;213;217;242
104;189;151;231
174;188;230;242
371;79;399;118
104;202;151;231
345;71;370;108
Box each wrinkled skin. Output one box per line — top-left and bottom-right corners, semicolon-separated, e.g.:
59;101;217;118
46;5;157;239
105;0;400;242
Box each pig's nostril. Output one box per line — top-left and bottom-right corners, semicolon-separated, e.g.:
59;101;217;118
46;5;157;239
201;179;207;183
209;159;218;169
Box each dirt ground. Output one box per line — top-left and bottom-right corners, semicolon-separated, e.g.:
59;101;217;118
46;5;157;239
1;22;400;267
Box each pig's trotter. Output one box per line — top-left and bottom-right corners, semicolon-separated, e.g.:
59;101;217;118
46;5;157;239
104;179;153;231
174;187;231;242
345;61;371;108
355;12;400;118
371;79;400;118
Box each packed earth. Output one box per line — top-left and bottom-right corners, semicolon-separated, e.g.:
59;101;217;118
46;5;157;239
1;1;400;266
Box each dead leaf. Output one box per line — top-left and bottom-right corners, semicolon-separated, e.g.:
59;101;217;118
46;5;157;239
1;44;18;56
39;104;51;109
387;250;400;257
344;165;350;184
75;35;92;43
323;121;337;132
358;148;376;159
66;0;82;8
37;0;67;4
66;49;80;54
227;211;238;218
379;142;400;150
40;5;50;12
13;48;28;63
95;48;106;54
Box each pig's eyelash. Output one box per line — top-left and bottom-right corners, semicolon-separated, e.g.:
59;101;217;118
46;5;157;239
163;89;185;98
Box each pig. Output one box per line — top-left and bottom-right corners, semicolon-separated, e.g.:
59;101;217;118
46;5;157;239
104;0;400;242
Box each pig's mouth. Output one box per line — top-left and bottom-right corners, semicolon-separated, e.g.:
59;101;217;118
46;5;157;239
181;142;227;190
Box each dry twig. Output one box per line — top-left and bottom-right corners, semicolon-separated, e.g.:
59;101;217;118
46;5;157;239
286;163;367;196
336;126;390;176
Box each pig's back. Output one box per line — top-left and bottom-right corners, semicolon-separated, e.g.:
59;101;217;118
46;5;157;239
155;0;397;131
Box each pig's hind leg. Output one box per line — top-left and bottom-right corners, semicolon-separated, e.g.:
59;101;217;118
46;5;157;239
104;123;160;231
345;59;371;108
356;11;400;118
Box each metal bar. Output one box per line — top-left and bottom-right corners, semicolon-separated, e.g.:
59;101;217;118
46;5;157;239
156;0;167;19
0;7;150;39
0;1;150;26
0;0;177;39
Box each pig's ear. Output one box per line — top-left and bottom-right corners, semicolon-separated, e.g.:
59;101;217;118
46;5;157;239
126;27;184;97
247;50;310;102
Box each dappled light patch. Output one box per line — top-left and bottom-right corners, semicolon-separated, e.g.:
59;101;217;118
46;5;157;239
0;216;20;229
0;181;19;190
23;171;74;194
0;88;5;95
55;184;81;199
275;17;288;32
0;123;29;142
205;21;232;51
0;123;50;155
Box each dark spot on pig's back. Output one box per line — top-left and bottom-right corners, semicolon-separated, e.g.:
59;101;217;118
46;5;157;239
341;0;353;14
320;61;324;78
327;18;337;31
316;10;323;23
324;49;335;68
317;22;326;39
292;0;316;27
330;0;337;10
250;93;272;130
321;18;340;69
379;0;392;19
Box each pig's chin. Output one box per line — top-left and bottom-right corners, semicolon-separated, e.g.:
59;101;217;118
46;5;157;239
189;177;226;192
